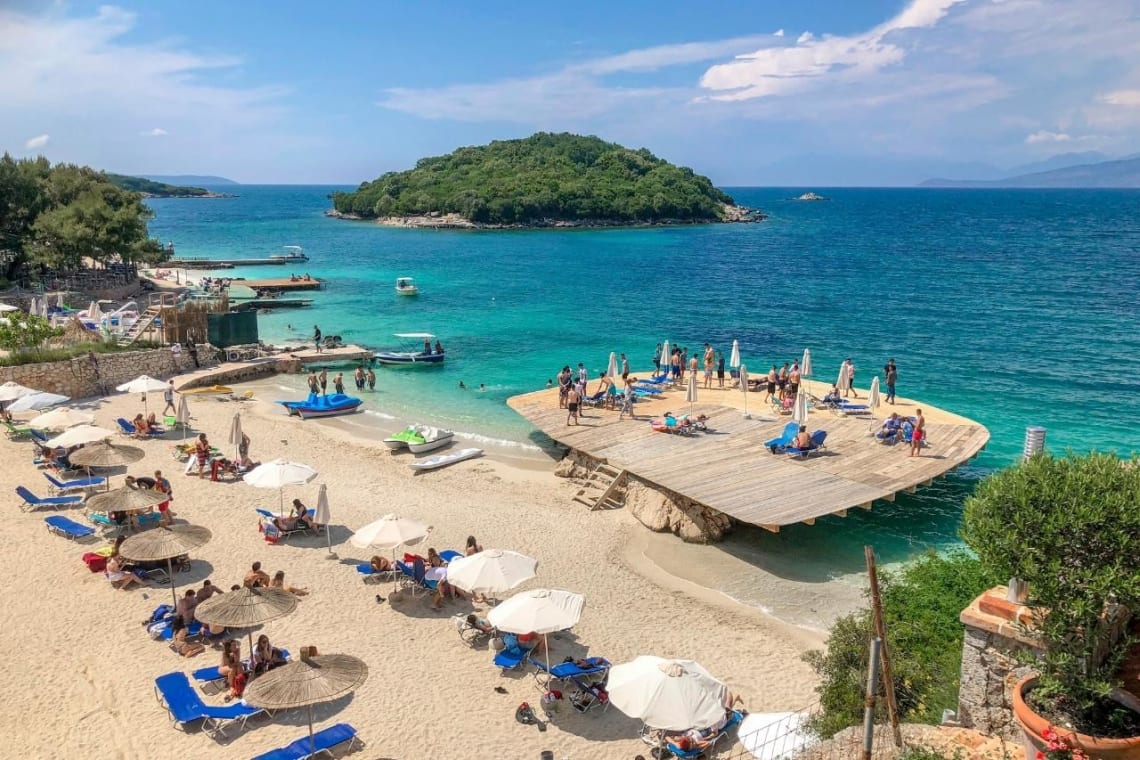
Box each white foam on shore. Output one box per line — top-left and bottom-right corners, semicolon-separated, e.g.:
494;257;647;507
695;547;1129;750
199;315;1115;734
455;430;543;451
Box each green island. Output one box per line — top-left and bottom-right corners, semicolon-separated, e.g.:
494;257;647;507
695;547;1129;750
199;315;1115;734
330;132;761;228
104;173;231;198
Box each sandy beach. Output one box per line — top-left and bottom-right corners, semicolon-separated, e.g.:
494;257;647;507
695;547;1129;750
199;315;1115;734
0;378;822;759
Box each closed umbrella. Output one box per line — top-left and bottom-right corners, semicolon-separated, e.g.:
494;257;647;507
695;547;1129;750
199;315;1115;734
801;348;813;393
228;413;243;462
792;387;809;424
836;362;851;394
119;524;211;607
176;395;192;440
0;381;36;402
194;585;297;655
244;459;318;511
660;341;670;380
685;373;698;419
446;549;537;596
46;424;114;448
8;391;69;412
487;588;584;679
243;651;368;758
606;351;618;381
28;406;93;429
69;440;145;468
350;514;430;592
314;483;334;558
607;656;727;731
867;376;881;417
28;297;39;318
739;364;751;419
729;340;740;369
116;374;168;416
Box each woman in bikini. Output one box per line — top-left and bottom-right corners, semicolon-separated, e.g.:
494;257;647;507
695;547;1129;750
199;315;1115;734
271;570;309;596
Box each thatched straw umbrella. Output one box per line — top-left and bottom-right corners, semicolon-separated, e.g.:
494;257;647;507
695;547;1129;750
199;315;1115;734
243;650;368;755
118;524;211;607
86;486;166;515
69;441;145;468
194;586;298;654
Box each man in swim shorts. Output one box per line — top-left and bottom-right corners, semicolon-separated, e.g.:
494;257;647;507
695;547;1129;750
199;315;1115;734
910;408;925;457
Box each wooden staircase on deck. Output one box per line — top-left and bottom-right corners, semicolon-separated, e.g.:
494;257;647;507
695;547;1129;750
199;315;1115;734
117;307;161;346
571;462;626;511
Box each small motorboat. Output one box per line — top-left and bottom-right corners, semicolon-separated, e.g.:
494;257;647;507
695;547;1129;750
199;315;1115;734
407;427;454;454
383;425;427;451
375;333;445;366
409;447;483;472
395;277;419;296
277;392;362;419
270;245;309;263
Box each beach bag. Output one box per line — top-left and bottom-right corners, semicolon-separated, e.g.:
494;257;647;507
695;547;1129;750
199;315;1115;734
515;702;536;724
82;552;107;573
491;635;505;651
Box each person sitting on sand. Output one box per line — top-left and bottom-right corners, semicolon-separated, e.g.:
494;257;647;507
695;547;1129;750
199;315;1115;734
170;615;205;658
105;555;146;590
271;570;309;596
466;614;495;634
145;412;162;433
219;640;241;684
792;425;812;449
244;561;270;588
253;634;287;675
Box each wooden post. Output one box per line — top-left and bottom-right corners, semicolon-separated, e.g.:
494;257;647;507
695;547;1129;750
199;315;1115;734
865;545;903;748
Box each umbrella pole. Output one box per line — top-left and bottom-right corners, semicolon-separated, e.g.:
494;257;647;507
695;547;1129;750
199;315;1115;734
544;634;552;690
308;703;316;755
168;556;178;609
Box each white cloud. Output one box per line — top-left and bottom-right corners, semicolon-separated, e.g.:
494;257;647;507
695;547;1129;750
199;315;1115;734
700;0;967;101
1025;130;1071;144
140;127;168;137
1100;89;1140;107
773;29;784;38
25;133;49;149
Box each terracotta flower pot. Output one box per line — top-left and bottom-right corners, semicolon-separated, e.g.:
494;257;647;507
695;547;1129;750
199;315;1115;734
1013;675;1140;759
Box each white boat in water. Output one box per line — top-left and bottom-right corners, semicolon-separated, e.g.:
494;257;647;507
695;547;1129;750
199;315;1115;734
271;245;309;262
395;277;419;296
375;333;445;366
409;447;483;472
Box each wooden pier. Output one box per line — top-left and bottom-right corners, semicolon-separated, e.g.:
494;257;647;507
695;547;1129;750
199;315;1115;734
284;344;373;365
507;378;990;530
240;277;324;292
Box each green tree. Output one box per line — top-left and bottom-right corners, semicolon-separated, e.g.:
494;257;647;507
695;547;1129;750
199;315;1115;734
0;311;64;355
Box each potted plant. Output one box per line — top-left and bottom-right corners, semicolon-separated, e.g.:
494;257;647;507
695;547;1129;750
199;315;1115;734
961;452;1140;759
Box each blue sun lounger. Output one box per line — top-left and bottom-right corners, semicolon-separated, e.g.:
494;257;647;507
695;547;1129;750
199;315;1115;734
154;671;264;737
192;649;291;693
44;515;96;540
44;471;107;494
763;422;800;454
16;485;83;512
665;710;745;758
494;634;532;671
250;722;361;760
785;430;828;459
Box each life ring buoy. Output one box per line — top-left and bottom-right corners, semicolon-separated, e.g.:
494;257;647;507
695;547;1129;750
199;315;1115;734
226;350;240;362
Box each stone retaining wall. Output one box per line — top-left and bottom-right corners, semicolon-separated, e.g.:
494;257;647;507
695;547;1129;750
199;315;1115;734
0;346;218;400
554;449;734;543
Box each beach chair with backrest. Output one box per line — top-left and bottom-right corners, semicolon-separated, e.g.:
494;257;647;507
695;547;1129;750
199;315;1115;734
257;508;313;543
44;515;96;540
30;428;49;443
250;722;361;760
410;557;438;597
153;671;264;738
16;485;83;512
44;471;107;494
786;431;828;459
763;422;801;454
356;562;398;585
529;655;611;689
192;649;291;694
665;710;745;759
4;421;31;439
454;613;497;646
439;549;463;563
493;633;530;671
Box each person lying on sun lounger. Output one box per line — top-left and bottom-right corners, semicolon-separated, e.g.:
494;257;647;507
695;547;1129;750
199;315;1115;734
466;614;495;634
370;555;394;572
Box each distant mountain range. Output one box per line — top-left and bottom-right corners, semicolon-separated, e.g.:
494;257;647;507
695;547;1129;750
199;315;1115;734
920;155;1140;188
141;174;238;186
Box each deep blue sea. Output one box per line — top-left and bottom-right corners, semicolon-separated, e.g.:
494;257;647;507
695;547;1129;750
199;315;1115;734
146;186;1140;591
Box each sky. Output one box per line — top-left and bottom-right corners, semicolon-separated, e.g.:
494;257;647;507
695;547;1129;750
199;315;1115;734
3;0;1140;185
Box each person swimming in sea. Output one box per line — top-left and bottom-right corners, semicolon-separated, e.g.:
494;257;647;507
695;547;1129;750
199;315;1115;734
458;381;466;390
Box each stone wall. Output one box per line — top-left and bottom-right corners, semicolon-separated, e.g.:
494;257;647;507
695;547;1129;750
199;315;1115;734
0;346;218;400
957;588;1044;739
553;449;734;543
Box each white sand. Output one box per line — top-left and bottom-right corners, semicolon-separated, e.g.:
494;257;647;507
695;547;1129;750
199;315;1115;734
0;384;821;759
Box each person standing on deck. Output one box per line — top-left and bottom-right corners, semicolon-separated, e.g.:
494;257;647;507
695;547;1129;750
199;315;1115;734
842;358;859;399
577;363;588;389
620;353;629;377
703;344;714;389
313;325;322;354
778;363;789;392
910;408;926;457
652;344;662;375
766;366;778;402
788;364;801;397
566;385;581;425
716;351;726;389
557;366;572;409
885;360;897;404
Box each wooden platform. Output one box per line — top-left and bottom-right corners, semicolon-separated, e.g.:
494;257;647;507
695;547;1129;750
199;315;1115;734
285;344;373;365
507;381;989;529
240;277;323;291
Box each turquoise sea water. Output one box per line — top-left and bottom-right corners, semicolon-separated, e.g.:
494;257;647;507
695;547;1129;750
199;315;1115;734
146;186;1140;584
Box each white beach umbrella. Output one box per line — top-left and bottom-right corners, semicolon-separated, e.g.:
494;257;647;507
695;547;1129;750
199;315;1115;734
606;351;618;380
117;374;168;416
446;549;538;595
739;364;750;419
0;381;35;402
792;387;809;424
660;340;670;379
228;412;243;462
686;373;698;418
29;406;94;429
867;376;881;415
729;339;740;369
488;588;584;678
314;483;334;558
836;362;851;392
607;656;728;731
8;391;70;412
350;513;430;591
244;458;318;511
176;394;191;439
45;424;114;448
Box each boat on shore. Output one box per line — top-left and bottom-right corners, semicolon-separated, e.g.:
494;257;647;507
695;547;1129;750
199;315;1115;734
409;447;482;472
395;277;419;296
383;425;425;450
375;333;445;366
277;392;362;419
383;424;455;453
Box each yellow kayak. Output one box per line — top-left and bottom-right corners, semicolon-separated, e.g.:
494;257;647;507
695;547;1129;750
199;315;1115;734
182;384;234;395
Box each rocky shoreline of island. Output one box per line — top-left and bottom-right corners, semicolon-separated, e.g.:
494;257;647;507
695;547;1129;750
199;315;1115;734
324;203;765;229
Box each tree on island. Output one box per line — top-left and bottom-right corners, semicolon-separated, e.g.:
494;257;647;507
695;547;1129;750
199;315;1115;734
332;132;737;225
0;153;165;282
